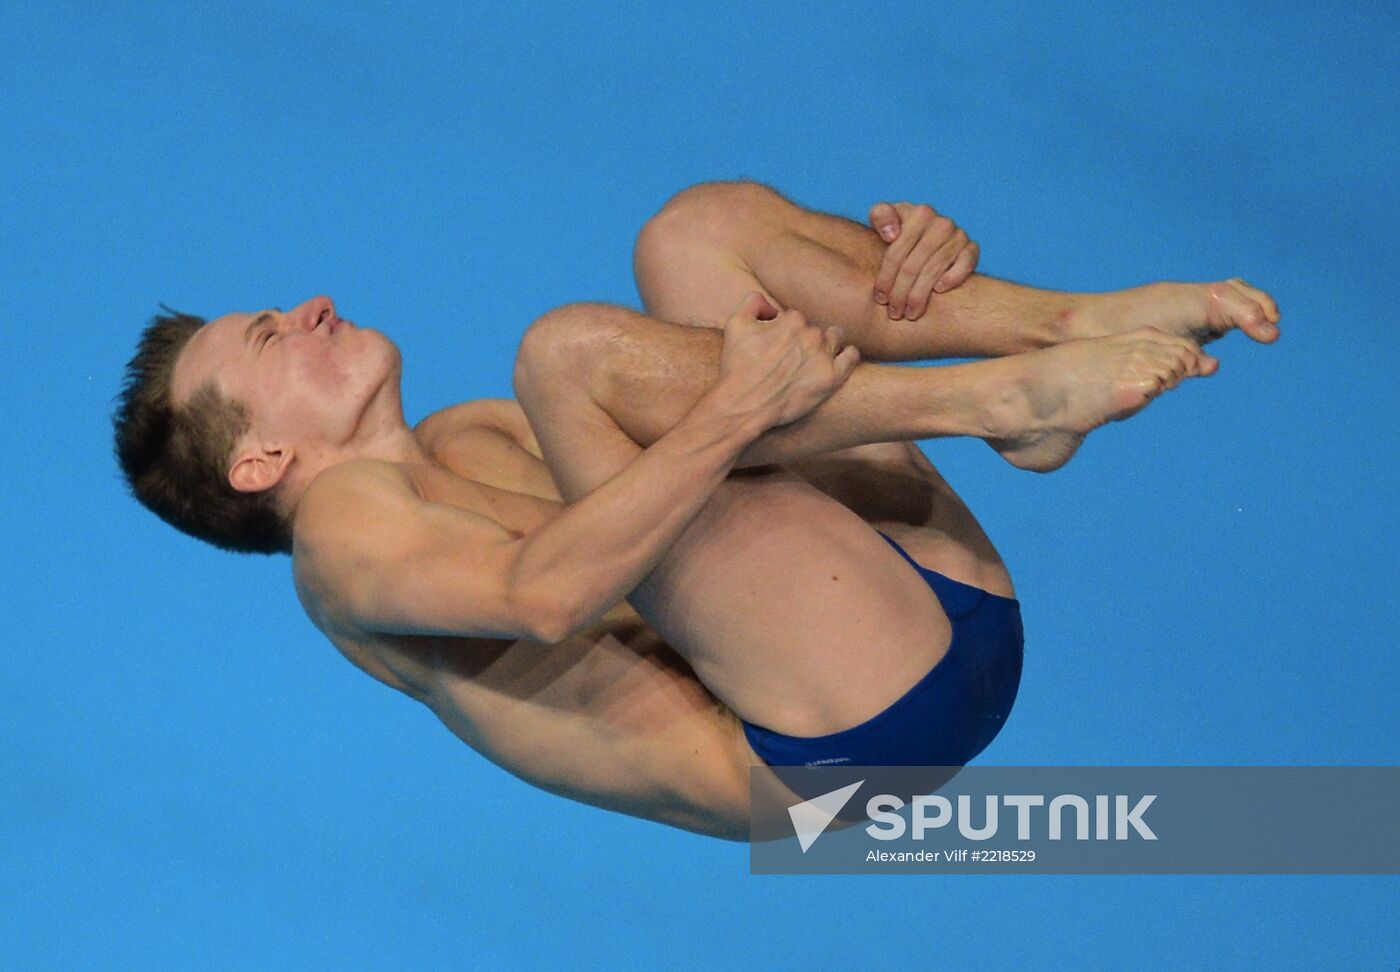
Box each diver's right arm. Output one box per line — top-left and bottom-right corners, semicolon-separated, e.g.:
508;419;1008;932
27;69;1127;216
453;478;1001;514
295;298;857;645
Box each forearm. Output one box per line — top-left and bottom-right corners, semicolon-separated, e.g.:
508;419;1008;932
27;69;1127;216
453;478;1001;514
507;394;758;638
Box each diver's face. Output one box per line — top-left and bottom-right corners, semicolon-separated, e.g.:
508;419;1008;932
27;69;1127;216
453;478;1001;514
171;295;401;469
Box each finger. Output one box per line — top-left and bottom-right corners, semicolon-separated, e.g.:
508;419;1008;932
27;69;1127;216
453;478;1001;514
916;228;968;306
823;326;845;357
937;240;979;292
928;223;966;272
733;291;780;321
903;261;947;321
889;214;952;319
927;228;968;294
903;229;966;318
875;203;930;307
874;204;919;304
832;344;861;384
872;200;913;304
868;202;902;244
799;325;825;352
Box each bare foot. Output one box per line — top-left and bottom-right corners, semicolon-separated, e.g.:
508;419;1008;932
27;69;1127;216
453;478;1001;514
1067;279;1281;346
983;328;1218;472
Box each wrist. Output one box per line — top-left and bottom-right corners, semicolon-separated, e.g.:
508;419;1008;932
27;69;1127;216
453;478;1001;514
683;384;771;451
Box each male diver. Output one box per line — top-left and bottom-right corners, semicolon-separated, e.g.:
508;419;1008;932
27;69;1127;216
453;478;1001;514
114;182;1279;838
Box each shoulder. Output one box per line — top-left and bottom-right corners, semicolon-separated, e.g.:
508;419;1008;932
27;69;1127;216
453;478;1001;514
291;460;422;613
291;457;522;639
287;462;445;651
295;459;416;545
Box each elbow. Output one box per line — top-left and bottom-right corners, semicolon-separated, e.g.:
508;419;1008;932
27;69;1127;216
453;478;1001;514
508;588;583;645
525;612;577;646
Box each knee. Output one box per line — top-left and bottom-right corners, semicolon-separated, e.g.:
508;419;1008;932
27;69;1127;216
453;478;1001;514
633;179;788;271
513;302;622;401
651;179;784;223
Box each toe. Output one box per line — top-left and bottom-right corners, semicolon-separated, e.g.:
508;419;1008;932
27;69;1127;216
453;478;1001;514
1230;278;1281;323
1209;283;1279;343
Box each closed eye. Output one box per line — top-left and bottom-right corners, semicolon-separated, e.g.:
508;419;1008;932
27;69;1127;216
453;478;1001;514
245;310;279;352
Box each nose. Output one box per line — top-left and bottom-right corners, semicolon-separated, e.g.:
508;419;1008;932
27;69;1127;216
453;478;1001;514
293;295;337;331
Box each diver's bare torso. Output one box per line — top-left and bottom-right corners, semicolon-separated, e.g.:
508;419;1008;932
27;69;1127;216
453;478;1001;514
291;398;1013;839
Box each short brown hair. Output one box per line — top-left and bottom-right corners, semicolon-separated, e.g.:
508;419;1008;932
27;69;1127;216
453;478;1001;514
113;306;291;555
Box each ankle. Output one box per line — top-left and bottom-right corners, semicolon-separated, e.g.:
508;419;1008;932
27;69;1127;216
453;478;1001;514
974;358;1035;441
1054;291;1115;343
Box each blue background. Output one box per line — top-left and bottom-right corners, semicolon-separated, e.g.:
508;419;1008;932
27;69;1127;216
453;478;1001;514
3;1;1396;968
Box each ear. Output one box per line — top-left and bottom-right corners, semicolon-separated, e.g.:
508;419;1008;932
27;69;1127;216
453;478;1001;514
228;443;294;494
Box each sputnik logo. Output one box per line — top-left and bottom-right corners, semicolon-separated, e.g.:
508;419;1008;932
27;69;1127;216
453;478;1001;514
787;780;865;853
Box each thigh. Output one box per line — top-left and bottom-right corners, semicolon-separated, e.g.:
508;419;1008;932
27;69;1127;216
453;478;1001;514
636;245;773;330
630;196;1014;599
634;187;781;328
627;468;955;739
784;441;1016;600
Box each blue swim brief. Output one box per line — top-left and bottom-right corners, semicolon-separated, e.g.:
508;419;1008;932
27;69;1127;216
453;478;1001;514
740;531;1024;768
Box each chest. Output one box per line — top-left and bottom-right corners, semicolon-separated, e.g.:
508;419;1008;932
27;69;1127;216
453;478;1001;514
405;421;561;532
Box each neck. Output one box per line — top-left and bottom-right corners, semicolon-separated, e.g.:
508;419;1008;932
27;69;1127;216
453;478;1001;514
274;383;433;517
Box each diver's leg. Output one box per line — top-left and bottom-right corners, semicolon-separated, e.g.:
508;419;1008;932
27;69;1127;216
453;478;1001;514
514;327;958;736
514;300;1216;483
781;440;1016;600
633;180;1281;359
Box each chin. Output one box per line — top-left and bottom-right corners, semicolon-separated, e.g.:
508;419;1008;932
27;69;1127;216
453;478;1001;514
366;335;406;400
364;327;401;361
343;326;399;378
378;334;404;379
